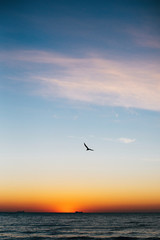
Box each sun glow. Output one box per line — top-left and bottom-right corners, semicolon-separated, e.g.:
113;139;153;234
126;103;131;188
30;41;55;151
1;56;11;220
1;184;160;213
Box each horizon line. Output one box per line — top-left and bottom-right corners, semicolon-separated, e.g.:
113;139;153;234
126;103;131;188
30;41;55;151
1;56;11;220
0;211;160;214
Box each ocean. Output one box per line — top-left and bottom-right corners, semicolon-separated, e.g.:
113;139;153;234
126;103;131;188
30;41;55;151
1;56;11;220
0;212;160;240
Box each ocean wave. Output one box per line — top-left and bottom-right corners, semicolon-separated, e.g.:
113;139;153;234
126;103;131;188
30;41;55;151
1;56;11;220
53;237;160;240
0;213;160;240
0;236;160;240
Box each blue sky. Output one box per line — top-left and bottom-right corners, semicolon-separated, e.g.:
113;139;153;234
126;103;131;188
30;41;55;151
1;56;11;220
0;0;160;212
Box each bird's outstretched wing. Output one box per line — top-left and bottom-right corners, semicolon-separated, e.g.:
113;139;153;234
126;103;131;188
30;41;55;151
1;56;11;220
84;143;94;151
89;148;94;151
84;143;88;149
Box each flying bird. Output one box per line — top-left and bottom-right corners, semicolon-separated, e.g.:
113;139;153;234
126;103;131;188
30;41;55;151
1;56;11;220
84;143;94;151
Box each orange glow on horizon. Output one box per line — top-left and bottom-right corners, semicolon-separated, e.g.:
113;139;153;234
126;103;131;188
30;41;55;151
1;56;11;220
1;193;160;213
0;201;160;213
1;178;160;213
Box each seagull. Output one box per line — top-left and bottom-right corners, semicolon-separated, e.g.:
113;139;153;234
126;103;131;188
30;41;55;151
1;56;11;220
84;143;94;151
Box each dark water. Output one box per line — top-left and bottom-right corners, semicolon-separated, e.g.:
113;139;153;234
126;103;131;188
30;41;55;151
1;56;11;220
0;213;160;240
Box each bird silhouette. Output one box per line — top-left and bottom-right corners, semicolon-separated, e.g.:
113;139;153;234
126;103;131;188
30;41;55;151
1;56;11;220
84;143;94;151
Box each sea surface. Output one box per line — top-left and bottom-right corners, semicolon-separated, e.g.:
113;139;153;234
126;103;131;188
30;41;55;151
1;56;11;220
0;212;160;240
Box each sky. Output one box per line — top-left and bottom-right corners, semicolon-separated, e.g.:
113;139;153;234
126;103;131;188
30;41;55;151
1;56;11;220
0;0;160;213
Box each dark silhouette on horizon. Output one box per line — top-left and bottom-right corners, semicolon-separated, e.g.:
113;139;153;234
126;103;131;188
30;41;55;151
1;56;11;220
75;211;83;213
84;143;94;151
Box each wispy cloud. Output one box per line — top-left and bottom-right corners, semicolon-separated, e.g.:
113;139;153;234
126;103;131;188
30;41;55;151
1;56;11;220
68;135;95;139
117;138;136;144
126;26;160;49
1;50;160;111
103;137;136;144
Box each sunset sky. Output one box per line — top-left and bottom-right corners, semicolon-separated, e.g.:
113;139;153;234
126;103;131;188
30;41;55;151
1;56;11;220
0;0;160;212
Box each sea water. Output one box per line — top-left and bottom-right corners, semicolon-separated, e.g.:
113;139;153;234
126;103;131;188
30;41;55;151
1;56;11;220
0;212;160;239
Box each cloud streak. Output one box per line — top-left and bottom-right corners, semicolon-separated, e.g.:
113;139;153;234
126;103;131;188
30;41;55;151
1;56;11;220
103;137;136;144
127;27;160;49
118;138;136;144
1;50;160;111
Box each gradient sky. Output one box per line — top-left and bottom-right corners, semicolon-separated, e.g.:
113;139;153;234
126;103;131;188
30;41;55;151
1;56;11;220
0;0;160;212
